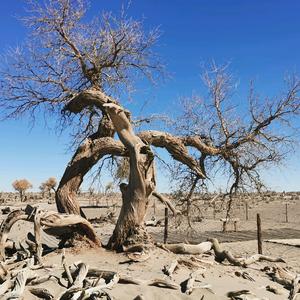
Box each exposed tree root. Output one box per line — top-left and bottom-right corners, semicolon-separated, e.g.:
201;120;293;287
0;207;100;264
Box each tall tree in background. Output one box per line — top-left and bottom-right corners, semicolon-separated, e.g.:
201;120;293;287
1;1;300;249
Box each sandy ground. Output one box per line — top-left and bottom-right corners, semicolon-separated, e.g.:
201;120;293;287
0;196;299;299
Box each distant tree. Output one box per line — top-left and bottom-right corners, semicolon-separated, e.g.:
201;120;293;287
45;177;57;196
12;179;32;202
39;182;47;197
40;177;57;197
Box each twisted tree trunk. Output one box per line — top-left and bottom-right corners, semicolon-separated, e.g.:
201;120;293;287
57;89;207;250
103;103;156;250
55;115;119;216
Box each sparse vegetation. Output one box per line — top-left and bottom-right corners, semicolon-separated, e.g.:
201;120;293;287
12;179;32;201
0;1;299;299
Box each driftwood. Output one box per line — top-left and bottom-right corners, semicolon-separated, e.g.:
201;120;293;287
269;266;295;287
156;241;212;255
290;274;300;300
234;271;255;282
0;210;28;260
34;209;43;264
265;285;285;295
209;238;285;267
0;208;100;263
70;265;180;290
178;258;207;269
184;269;206;295
62;249;74;287
29;287;54;300
163;260;178;276
2;268;30;300
126;251;150;263
227;290;251;299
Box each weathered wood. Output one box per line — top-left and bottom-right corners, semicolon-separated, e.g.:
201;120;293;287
73;262;88;288
148;278;179;290
164;207;169;244
163;260;178;276
185;269;206;295
257;213;262;254
156;241;212;255
0;208;100;264
62;249;73;287
289;274;300;300
209;238;284;267
0;210;28;260
34;209;43;264
70;265;179;290
29;287;54;300
2;268;30;300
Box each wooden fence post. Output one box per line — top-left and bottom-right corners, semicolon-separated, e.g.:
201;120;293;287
257;213;262;254
245;202;249;221
213;202;216;220
285;203;288;223
164;207;168;244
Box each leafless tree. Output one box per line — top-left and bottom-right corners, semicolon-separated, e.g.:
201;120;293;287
12;179;32;201
1;1;300;250
170;62;300;220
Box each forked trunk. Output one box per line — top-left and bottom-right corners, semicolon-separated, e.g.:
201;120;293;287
60;90;205;250
103;103;156;250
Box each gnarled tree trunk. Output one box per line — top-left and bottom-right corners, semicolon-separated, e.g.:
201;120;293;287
55;115;119;216
103;103;156;250
58;89;207;250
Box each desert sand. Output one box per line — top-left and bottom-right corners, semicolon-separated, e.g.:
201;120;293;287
0;194;299;299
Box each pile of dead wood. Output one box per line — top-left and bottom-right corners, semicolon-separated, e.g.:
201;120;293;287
0;206;299;299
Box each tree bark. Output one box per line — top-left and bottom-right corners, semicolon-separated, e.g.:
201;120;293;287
104;103;156;250
59;89;210;249
55;114;121;216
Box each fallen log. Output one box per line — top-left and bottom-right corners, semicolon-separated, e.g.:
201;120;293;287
156;241;212;255
209;238;285;267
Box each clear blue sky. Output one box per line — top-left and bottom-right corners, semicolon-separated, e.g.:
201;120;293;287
0;0;300;192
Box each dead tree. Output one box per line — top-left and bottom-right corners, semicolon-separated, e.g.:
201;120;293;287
169;63;300;220
1;1;300;250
